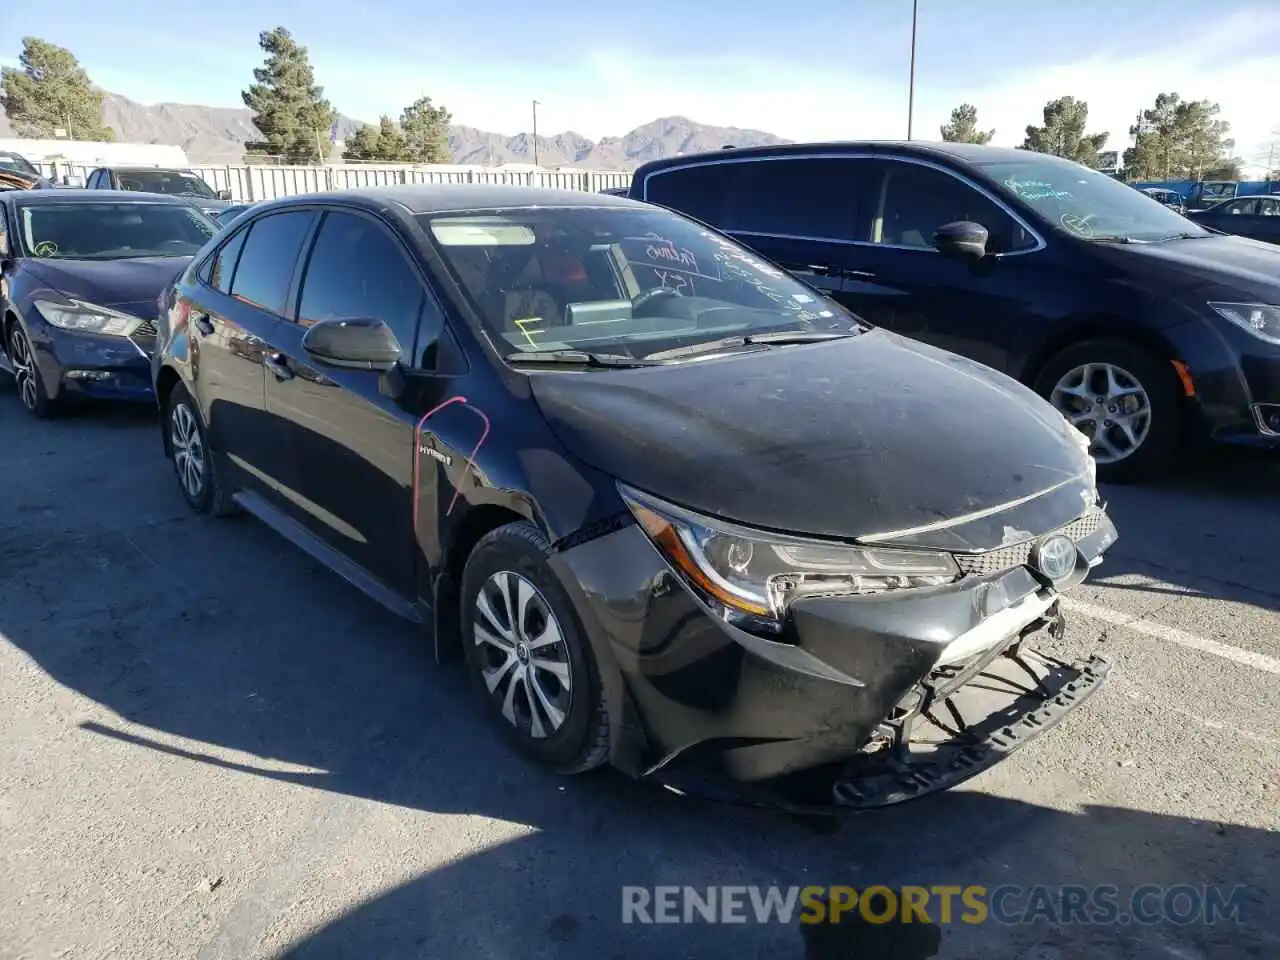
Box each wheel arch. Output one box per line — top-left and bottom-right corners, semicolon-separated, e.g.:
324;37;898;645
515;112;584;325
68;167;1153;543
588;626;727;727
155;365;183;456
1018;314;1185;389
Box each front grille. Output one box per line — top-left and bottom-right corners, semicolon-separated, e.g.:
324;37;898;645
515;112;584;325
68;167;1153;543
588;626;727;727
955;507;1105;577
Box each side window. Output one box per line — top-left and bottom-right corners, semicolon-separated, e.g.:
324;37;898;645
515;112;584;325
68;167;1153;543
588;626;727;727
229;210;316;315
207;227;249;293
1259;198;1280;216
642;164;735;223
295;211;426;361
721;158;865;240
876;162;1033;253
1224;198;1256;215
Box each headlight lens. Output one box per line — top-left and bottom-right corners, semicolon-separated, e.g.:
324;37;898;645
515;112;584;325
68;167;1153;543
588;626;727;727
619;484;960;627
35;299;142;337
1208;302;1280;345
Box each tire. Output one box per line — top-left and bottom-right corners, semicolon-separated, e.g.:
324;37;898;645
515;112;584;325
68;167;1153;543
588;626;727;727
8;322;59;419
460;521;611;774
166;382;238;517
1033;338;1182;484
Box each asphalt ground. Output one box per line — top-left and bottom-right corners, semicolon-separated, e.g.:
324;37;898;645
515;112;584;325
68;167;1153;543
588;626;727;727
1;390;1276;960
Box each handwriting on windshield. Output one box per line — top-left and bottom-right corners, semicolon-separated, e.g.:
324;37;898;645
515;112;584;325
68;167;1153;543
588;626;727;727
1004;178;1073;202
627;233;700;271
653;270;695;295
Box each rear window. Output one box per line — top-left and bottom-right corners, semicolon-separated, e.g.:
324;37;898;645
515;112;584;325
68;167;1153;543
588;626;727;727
17;202;218;260
115;170;217;200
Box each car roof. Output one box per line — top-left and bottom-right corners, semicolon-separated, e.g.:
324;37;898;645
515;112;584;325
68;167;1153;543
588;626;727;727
0;188;199;205
97;166;196;172
254;184;646;216
633;140;1045;177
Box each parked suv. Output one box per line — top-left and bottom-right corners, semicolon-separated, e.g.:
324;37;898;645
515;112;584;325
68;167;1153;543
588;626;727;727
628;143;1280;481
151;185;1115;810
85;166;232;219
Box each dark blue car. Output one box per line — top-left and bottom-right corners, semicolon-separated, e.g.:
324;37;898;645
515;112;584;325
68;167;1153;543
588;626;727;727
0;189;219;417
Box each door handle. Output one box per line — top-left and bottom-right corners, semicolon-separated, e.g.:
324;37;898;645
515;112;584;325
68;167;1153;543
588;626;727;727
263;351;294;381
193;314;214;335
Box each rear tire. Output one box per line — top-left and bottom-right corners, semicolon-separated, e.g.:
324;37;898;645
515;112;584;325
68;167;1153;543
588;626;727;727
166;382;238;517
460;521;611;774
1033;339;1182;484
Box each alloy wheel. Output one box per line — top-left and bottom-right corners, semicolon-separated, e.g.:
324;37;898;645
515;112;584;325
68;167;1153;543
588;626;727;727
1050;362;1152;465
473;570;574;739
170;401;206;501
9;326;39;412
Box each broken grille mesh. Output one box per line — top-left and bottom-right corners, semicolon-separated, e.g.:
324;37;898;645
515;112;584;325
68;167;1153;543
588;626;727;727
954;507;1104;577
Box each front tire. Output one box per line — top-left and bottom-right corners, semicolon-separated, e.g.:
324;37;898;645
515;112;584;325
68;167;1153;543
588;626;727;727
1034;339;1182;484
8;322;59;419
166;382;238;517
460;521;611;774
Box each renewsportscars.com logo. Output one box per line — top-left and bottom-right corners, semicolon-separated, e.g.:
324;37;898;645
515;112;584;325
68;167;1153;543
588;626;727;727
621;884;1251;926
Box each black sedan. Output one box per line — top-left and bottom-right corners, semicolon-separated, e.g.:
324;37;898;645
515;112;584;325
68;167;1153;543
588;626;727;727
153;185;1116;811
0;190;219;417
1188;194;1280;245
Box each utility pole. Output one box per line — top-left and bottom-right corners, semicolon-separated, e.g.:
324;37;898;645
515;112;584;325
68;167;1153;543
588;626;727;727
906;0;918;139
532;100;541;167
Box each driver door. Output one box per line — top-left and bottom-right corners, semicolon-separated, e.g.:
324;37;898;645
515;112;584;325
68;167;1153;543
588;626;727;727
832;158;1040;375
262;207;441;595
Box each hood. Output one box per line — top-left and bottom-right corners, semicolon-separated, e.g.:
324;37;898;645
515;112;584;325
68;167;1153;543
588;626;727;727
1094;233;1280;299
531;330;1092;550
29;257;192;314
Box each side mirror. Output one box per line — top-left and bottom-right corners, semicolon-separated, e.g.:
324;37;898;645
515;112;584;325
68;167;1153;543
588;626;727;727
301;317;402;371
217;189;233;201
933;220;989;260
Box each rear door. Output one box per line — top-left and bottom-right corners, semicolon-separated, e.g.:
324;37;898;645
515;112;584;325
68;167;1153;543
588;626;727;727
261;207;444;594
832;157;1042;374
187;208;317;499
641;157;875;302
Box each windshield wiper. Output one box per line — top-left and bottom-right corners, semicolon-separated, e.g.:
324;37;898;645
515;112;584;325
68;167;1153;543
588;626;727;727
743;330;859;345
1088;235;1136;244
1153;232;1212;242
647;329;858;361
503;350;662;368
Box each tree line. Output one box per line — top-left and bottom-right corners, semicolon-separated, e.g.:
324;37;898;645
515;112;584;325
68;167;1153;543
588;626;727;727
0;30;454;165
939;97;1246;181
0;32;1266;180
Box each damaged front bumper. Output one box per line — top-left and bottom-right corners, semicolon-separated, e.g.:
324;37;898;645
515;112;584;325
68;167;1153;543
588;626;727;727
548;501;1118;814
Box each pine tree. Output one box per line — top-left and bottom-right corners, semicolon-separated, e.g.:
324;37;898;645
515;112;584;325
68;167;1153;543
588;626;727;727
400;96;453;163
242;27;338;164
0;37;115;141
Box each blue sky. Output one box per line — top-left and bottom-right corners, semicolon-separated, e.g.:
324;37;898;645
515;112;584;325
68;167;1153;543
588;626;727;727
2;0;1278;171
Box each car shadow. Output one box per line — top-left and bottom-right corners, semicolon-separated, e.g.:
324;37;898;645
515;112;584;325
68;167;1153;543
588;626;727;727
241;792;1274;959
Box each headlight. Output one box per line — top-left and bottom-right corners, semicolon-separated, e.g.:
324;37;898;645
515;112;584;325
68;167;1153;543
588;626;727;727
619;484;960;629
1208;302;1280;345
34;299;142;337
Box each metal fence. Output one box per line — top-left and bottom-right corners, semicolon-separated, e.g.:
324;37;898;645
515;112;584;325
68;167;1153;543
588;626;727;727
35;161;634;201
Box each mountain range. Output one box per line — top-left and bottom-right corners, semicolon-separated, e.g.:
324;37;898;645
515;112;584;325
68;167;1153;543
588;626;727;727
0;93;790;170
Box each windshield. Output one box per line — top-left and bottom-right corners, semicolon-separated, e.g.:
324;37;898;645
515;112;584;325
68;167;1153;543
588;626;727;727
0;152;40;177
981;157;1210;242
18;202;219;260
420;206;861;361
116;169;217;199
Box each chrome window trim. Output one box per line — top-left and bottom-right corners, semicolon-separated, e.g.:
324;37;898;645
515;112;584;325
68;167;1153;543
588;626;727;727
640;152;1048;258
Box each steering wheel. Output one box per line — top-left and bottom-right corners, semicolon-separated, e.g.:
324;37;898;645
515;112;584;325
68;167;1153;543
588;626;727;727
632;286;683;312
